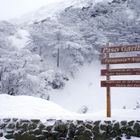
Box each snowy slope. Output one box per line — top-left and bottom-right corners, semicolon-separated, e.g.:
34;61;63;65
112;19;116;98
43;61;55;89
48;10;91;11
13;0;83;24
1;0;140;124
0;94;77;121
50;62;140;113
1;94;140;121
2;0;140;119
13;0;113;24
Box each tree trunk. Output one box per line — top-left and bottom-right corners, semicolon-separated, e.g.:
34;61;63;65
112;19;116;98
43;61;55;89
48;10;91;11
57;48;60;68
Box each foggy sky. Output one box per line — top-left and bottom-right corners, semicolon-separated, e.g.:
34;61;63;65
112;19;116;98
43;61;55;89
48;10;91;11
0;0;63;20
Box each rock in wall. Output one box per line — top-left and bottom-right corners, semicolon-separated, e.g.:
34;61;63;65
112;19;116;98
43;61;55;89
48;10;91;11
0;119;140;140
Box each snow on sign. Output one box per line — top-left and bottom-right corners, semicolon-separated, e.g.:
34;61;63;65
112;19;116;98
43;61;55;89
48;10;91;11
100;44;140;118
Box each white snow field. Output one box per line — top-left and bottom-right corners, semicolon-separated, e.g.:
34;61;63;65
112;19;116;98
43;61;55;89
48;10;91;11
1;94;140;122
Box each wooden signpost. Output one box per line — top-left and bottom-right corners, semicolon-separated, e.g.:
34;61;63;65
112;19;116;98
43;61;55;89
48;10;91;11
101;68;140;76
101;57;140;64
101;44;140;53
101;80;140;87
101;44;140;117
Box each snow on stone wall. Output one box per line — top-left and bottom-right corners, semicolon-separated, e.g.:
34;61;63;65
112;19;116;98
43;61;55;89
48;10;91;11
0;118;140;140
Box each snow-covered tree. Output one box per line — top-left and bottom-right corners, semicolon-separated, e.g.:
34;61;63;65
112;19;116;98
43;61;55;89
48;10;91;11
27;18;92;75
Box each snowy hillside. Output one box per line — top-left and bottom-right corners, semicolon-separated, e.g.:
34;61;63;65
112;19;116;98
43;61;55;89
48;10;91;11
1;94;140;121
0;1;140;140
13;0;112;24
0;0;140;119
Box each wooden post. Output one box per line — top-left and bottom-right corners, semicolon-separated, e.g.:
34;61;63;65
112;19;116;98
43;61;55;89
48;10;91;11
106;44;111;117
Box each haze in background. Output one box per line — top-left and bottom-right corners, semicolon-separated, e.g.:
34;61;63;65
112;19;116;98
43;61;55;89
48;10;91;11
0;0;64;20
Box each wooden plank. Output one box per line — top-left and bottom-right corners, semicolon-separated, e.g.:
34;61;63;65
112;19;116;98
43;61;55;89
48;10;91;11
101;80;140;87
101;57;140;64
101;68;140;76
101;44;140;53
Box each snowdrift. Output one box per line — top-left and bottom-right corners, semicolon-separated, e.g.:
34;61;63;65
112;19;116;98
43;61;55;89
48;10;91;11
1;94;140;121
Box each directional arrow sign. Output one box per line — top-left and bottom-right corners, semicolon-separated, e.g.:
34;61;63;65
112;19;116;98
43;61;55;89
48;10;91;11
101;57;140;64
101;68;140;76
101;44;140;53
101;80;140;87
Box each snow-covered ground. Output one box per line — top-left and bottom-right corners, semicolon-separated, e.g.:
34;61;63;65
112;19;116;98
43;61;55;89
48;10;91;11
1;94;140;122
50;62;140;113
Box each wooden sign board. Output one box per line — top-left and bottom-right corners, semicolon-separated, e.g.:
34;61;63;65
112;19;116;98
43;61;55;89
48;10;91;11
101;44;140;118
101;44;140;53
101;57;140;64
101;68;140;76
101;80;140;87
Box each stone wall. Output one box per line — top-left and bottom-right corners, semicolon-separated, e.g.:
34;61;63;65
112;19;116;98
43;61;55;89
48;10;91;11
0;119;140;140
